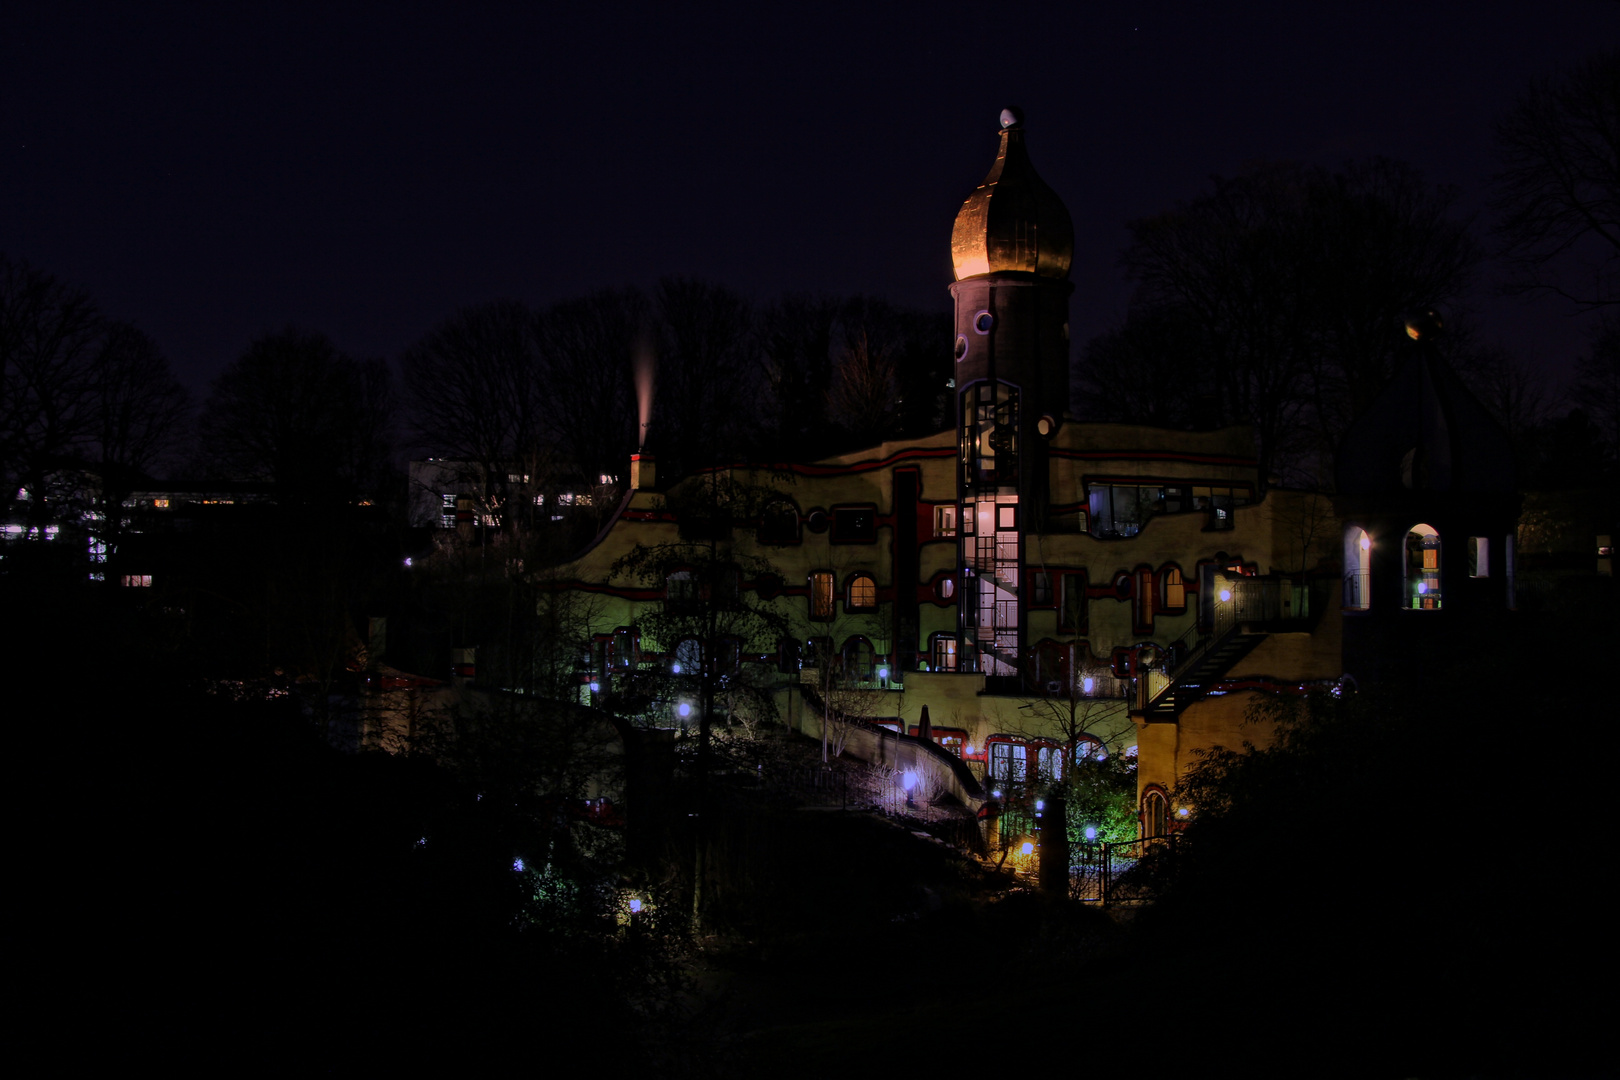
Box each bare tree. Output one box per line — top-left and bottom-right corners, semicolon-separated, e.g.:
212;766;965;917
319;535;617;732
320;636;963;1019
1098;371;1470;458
199;326;394;506
1492;49;1620;312
401;300;545;528
1112;159;1478;486
1572;316;1620;473
0;255;101;534
89;321;191;576
649;277;760;482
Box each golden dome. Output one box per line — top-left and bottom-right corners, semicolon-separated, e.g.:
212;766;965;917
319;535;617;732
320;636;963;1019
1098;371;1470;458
950;110;1074;281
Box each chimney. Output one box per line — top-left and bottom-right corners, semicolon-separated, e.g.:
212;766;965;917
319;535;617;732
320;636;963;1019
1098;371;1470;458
631;453;656;491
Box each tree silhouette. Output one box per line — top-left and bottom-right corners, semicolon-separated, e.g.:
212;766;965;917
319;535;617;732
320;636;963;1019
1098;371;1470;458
1492;49;1620;312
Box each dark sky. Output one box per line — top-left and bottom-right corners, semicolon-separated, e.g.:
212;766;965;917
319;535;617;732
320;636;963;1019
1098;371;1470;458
4;2;1616;401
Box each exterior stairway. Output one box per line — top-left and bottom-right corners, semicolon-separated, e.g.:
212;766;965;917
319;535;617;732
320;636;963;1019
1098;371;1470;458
1142;625;1266;720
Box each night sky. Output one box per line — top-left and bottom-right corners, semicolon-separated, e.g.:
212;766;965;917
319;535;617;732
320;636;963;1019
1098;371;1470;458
5;2;1616;400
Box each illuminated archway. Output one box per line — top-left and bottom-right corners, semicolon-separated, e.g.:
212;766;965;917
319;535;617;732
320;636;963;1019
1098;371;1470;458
1405;523;1441;609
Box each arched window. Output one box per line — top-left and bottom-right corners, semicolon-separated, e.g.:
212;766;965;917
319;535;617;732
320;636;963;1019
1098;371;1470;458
666;569;696;609
609;627;638;670
1033;640;1069;693
842;636;875;682
1159;566;1186;612
758;500;800;545
1405;524;1442;609
988;738;1027;787
1344;527;1371;610
1035;742;1063;784
1071;737;1106;768
1142;787;1169;839
674;638;702;674
846;574;877;611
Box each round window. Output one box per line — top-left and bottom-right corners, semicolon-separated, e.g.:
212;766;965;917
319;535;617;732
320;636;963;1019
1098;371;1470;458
973;311;994;335
936;576;956;601
954;335;969;362
805;510;829;533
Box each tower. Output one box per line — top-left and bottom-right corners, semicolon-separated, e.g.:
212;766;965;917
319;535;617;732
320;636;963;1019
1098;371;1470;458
950;107;1075;677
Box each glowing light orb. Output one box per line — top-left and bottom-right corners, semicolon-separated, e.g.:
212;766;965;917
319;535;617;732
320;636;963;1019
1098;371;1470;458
1359;535;1371;551
677;702;692;718
902;770;918;791
1085;826;1097;840
589;681;600;692
1418;582;1428;594
1020;841;1034;855
629;898;642;914
512;857;525;872
1035;800;1045;811
1083;677;1095;693
672;663;682;673
1219;589;1232;602
877;667;889;680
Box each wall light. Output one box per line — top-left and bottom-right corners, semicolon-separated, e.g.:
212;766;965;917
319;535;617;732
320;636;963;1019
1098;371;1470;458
589;681;600;692
1219;589;1232;602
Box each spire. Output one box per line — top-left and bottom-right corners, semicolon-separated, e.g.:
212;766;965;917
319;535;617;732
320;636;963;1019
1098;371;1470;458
950;108;1074;281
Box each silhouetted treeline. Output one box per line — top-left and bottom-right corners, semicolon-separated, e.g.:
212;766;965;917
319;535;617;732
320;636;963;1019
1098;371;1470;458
400;278;953;497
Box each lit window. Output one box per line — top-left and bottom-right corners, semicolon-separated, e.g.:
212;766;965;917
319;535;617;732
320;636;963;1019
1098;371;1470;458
1160;567;1185;610
809;572;834;620
121;574;152;588
1468;536;1490;578
931;634;958;672
933;504;957;536
153;498;170;509
846;574;877;611
1405;524;1442;609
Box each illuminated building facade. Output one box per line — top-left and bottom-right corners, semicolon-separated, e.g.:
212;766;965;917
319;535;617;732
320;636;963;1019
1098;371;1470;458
552;111;1351;834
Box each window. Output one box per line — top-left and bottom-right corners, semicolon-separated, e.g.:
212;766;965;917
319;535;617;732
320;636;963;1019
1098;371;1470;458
1405;524;1442;609
1344;527;1371;610
121;574;152;588
804;636;833;668
843;637;876;682
930;634;958;672
934;504;958;536
1072;737;1105;765
1134;567;1155;630
846;574;877;611
809;571;834;620
989;740;1027;786
1468;536;1489;578
674;638;702;674
667;570;696;608
609;627;638;670
758;500;800;545
1142;788;1169;839
1160;567;1186;611
1031;571;1053;607
1035;744;1063;784
831;506;877;543
1059;572;1088;633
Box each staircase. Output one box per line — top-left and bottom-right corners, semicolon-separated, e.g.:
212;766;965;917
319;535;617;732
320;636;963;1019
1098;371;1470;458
1142;625;1265;719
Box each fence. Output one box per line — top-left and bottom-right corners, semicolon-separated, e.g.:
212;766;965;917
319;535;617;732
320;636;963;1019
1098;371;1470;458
1068;835;1178;905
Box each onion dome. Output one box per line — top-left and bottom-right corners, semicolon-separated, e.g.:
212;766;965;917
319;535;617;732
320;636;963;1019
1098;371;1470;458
950;107;1074;281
